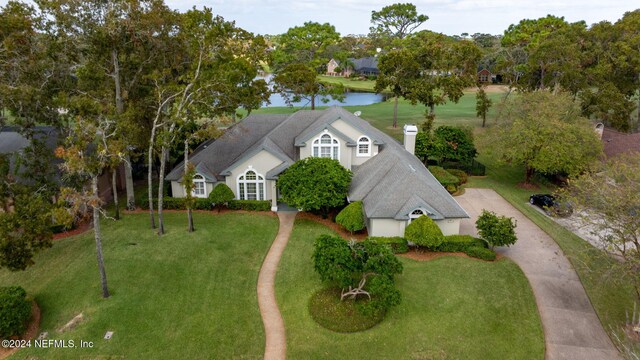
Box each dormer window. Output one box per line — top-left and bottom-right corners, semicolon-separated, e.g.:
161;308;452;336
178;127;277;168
357;136;371;157
408;208;432;224
312;133;339;160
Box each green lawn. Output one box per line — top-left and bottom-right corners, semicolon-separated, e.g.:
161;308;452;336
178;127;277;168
276;219;544;360
0;212;279;359
251;91;505;140
317;76;378;92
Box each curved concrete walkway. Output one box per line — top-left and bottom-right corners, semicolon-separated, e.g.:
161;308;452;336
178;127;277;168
257;212;296;360
457;188;621;360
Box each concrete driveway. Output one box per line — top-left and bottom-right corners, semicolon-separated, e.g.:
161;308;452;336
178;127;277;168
457;188;621;360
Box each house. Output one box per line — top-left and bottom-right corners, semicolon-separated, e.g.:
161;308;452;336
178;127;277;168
166;107;468;237
477;68;491;83
598;125;640;158
325;57;379;77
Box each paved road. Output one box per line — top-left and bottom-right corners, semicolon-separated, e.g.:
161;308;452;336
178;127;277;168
457;188;621;360
257;211;296;360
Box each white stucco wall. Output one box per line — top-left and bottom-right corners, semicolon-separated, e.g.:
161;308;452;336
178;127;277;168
369;218;462;237
224;150;283;200
171;180;215;198
434;218;461;236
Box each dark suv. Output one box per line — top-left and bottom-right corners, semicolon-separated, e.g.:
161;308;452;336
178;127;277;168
529;194;573;217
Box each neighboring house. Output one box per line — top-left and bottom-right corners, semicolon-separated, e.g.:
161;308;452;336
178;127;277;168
166;107;468;237
0;126;123;201
477;68;491;83
325;57;379;77
598;125;640;158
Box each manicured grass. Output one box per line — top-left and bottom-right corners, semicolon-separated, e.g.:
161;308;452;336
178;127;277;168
467;148;638;351
251;91;505;140
0;212;279;359
276;219;544;359
308;287;384;333
317;76;378;92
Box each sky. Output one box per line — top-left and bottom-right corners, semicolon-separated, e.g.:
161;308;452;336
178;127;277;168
1;0;636;36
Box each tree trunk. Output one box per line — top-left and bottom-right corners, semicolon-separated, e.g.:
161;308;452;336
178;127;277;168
112;49;124;114
393;96;399;128
92;176;110;299
525;166;534;184
148;130;156;229
184;139;194;233
637;74;640;131
187;208;194;232
157;146;168;236
124;155;135;210
482;114;487;128
111;169;119;220
311;95;315;110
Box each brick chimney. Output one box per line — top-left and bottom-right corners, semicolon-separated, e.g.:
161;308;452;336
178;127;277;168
403;124;418;155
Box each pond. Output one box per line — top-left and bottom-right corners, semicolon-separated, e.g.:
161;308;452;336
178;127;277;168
264;91;385;108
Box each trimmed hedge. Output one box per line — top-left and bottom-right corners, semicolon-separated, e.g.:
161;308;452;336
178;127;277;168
437;234;488;252
428;166;460;193
404;216;444;249
0;286;31;339
208;183;235;208
227;200;271;211
367;237;409;254
139;198;271;212
446;169;468;184
139;197;213;210
336;201;366;233
464;246;497;261
441;160;486;176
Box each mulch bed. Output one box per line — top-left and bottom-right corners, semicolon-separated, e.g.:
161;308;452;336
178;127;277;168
0;301;41;360
516;182;540;190
52;221;92;240
295;212;368;240
398;248;503;262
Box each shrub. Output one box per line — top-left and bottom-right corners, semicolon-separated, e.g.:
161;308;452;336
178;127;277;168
476;210;518;249
446;169;468;184
445;184;458;194
428;166;460;187
464;246;497;261
404;216;444;249
208;184;235;210
335;201;365;233
227;200;271;211
0;286;31;338
367;236;409;254
437;234;487;252
277;157;352;216
139;197;213;210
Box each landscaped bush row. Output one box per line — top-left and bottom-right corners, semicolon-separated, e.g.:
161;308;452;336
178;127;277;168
428;166;461;193
445;168;468;184
436;234;487;252
139;198;271;211
0;286;31;339
227;200;271;211
440;160;486;176
464;246;497;261
367;236;409;254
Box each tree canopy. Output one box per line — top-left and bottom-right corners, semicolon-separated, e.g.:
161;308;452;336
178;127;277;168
483;90;603;183
277;157;352;215
370;3;428;40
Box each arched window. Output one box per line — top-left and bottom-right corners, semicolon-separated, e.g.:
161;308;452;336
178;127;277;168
237;169;265;200
357;136;371;157
192;174;206;198
312;133;339;160
408;208;429;224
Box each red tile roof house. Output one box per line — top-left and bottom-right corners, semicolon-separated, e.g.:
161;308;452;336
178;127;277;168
166;107;469;237
477;68;491;83
598;124;640;158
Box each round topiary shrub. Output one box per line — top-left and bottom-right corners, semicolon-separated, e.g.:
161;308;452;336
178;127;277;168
335;201;365;233
404;215;444;249
0;286;31;339
208;183;235;211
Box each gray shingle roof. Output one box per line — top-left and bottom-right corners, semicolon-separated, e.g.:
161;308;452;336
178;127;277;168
166;107;468;220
